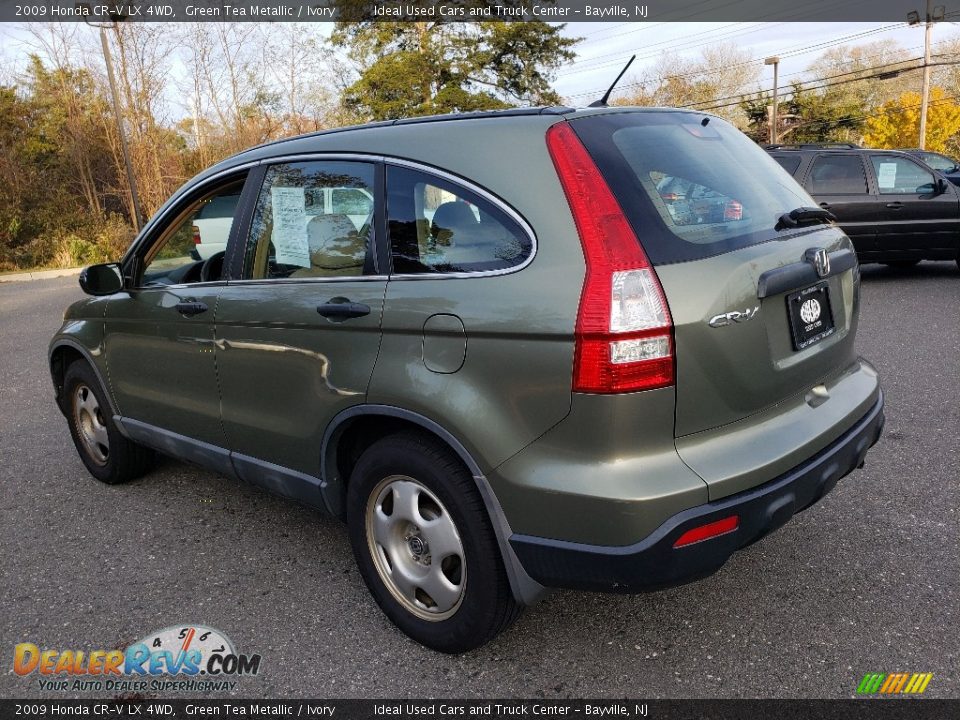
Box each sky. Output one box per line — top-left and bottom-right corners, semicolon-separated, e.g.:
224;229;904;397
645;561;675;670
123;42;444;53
1;20;956;112
555;21;956;104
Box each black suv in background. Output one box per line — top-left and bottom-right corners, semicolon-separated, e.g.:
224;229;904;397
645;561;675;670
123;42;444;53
901;149;960;187
768;145;960;268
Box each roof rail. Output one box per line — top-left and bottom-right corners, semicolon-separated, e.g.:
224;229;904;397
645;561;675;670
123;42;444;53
764;142;862;150
233;106;576;157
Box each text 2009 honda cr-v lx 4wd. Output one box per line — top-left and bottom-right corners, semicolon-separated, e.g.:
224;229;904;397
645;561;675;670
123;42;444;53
50;107;884;653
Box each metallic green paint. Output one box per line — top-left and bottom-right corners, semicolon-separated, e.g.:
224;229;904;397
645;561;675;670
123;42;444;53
50;107;883;578
214;280;387;476
102;285;225;446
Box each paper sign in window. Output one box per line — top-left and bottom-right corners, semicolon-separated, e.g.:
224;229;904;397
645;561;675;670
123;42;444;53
271;186;310;267
877;163;898;190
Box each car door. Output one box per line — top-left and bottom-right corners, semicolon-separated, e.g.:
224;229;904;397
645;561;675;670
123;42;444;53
802;153;878;255
102;172;249;468
869;154;960;256
214;159;386;497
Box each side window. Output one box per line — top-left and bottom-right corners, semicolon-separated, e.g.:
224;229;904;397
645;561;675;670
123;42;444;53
245;161;376;280
140;179;244;287
806;155;868;195
918;152;956;172
386;166;532;274
871;156;937;195
772;155;801;175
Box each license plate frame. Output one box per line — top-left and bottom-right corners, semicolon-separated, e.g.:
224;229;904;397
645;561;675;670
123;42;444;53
786;281;835;351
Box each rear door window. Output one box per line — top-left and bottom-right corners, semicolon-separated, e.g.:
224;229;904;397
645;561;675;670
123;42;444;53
571;112;814;264
807;155;869;195
386;166;532;275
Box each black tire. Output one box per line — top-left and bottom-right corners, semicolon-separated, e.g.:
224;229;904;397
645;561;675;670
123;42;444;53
63;361;154;484
882;260;921;268
346;432;521;653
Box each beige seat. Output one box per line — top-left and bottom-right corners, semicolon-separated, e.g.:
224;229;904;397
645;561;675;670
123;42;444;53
291;214;367;278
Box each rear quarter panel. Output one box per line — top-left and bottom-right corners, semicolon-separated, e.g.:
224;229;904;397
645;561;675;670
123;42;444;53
307;117;584;471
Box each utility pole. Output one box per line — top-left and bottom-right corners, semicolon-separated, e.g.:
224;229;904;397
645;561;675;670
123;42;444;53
83;8;144;230
765;56;780;144
910;0;946;150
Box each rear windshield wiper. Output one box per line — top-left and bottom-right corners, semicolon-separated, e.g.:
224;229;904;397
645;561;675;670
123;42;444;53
775;206;836;231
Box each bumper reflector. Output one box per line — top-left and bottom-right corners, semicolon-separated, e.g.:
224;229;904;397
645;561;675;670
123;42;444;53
673;515;740;548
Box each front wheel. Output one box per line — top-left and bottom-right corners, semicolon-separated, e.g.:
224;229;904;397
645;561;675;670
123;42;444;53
64;361;154;484
347;433;521;653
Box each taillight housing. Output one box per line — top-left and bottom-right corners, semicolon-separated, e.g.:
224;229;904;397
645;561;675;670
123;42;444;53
723;199;743;222
192;224;202;245
546;122;674;394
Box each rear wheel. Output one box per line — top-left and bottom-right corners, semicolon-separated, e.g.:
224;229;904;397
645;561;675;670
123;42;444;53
347;432;521;653
64;361;154;484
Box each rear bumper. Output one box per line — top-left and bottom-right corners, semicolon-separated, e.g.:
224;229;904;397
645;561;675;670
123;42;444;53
509;391;884;593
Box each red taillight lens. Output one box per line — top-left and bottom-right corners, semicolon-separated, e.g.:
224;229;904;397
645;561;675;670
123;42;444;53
546;122;674;394
723;200;743;221
192;224;202;245
673;515;740;548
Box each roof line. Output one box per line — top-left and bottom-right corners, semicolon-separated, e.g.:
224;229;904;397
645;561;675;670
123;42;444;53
234;106;576;158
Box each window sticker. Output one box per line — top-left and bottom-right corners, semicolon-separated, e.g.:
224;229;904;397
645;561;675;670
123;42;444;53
877;162;898;190
271;186;310;268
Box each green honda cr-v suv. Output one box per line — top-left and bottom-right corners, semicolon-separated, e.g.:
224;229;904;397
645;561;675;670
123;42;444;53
50;107;884;653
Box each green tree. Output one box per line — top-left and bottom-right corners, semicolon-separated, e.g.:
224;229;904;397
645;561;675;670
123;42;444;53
331;21;578;120
742;83;865;144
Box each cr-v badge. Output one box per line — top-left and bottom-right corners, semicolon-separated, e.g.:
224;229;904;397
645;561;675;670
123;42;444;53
709;306;760;328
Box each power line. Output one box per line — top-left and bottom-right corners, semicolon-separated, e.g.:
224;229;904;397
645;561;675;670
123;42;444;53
564;2;888;77
566;43;927;102
563;22;910;99
558;22;768;76
694;59;959;112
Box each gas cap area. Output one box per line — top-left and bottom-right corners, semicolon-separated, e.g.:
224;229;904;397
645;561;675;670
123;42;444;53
422;314;467;374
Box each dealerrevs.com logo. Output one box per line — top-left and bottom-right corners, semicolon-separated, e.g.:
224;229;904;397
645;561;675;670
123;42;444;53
14;625;262;693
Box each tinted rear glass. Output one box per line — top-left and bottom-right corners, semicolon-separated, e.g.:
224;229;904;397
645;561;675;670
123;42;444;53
571;112;814;264
807;155;868;194
772;155;801;175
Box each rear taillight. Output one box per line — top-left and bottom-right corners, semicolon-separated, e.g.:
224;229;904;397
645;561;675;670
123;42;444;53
546;122;674;394
723;200;743;221
192;224;202;245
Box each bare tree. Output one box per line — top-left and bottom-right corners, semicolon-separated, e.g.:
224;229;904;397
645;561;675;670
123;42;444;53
613;42;760;127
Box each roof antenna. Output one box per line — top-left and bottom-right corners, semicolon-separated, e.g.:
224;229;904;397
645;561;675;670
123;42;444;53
589;55;636;108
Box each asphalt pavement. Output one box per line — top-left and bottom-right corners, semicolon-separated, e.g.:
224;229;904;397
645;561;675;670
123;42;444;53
1;262;957;699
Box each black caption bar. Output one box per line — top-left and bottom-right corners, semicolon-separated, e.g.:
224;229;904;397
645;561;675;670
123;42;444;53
0;0;925;23
1;700;956;720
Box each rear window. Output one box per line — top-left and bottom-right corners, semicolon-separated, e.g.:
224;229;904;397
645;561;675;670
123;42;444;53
571;112;814;264
772;155;801;175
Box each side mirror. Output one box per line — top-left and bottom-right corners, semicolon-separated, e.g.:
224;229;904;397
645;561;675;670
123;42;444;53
78;263;124;296
936;177;949;195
